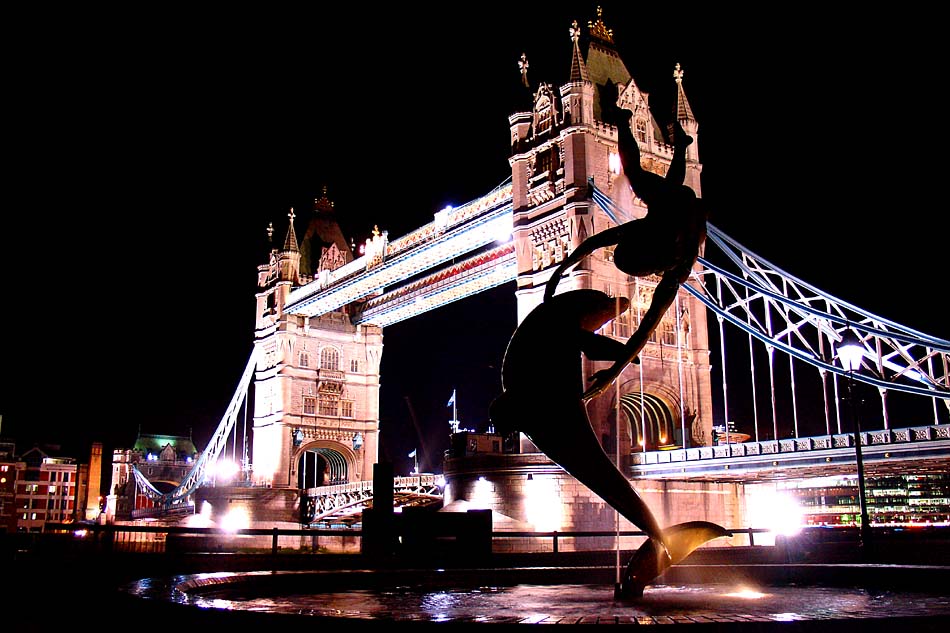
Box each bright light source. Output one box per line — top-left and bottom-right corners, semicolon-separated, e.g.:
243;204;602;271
525;475;562;532
724;587;767;600
220;507;249;533
208;459;239;483
837;328;864;372
609;152;622;174
469;476;494;509
747;487;803;539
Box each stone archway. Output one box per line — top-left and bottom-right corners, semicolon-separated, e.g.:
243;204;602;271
293;440;357;489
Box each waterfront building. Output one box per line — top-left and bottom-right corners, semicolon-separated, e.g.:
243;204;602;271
14;447;78;532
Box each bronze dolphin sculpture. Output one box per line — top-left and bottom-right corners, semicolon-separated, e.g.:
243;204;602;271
544;81;708;401
489;289;670;557
618;520;731;598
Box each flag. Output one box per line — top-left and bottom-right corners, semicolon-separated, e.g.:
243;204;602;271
408;449;416;458
446;389;456;407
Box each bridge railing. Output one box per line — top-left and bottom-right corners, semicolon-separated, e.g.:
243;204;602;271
632;424;950;466
304;474;440;498
41;522;773;556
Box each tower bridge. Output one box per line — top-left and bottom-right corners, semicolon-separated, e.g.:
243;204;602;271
110;10;950;534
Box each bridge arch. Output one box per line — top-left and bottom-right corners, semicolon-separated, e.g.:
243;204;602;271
293;440;357;489
606;380;686;451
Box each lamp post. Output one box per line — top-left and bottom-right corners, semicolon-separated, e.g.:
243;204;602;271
837;327;871;554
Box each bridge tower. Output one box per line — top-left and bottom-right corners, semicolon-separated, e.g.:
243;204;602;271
252;189;382;489
508;12;714;457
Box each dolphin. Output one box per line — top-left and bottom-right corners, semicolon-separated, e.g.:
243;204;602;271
489;289;670;557
617;520;731;598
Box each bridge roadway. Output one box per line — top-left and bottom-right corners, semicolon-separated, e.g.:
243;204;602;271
299;425;950;520
630;423;950;482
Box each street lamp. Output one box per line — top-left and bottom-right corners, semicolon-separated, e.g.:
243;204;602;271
837;327;871;554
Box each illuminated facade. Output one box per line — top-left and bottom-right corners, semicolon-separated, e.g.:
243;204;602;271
14;447;77;532
0;439;17;532
253;190;381;489
508;12;713;459
107;433;199;521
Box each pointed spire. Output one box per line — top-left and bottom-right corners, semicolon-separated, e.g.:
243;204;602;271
313;185;335;214
283;208;299;252
673;63;696;122
569;20;590;84
588;6;614;45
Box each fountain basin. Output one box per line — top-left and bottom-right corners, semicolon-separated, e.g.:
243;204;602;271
121;564;950;629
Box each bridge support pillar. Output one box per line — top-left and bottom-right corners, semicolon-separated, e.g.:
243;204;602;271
362;461;397;556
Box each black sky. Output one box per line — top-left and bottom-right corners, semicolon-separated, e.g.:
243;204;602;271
2;4;946;474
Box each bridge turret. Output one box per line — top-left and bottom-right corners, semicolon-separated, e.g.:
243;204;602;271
277;207;300;284
507;7;716;465
671;63;702;196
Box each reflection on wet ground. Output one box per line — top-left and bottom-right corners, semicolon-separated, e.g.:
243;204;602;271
124;569;950;627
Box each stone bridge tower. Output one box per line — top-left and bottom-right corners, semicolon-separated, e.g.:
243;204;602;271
508;12;714;460
252;188;382;489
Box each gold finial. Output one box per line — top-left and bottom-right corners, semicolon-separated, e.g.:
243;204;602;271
519;53;529;87
674;63;684;84
372;225;380;237
588;6;614;44
267;222;274;242
570;19;580;44
288;207;295;222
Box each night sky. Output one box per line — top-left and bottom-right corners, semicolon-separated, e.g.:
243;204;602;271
2;4;945;477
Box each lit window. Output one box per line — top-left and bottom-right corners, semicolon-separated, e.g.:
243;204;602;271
320;347;340;371
1;465;8;472
303;396;316;415
635;118;647;142
613;311;630;339
661;320;676;346
319;395;338;417
49;485;56;494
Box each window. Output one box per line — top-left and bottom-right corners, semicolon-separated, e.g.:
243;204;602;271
613;311;630;339
48;485;56;494
300;352;310;368
661;320;676;346
303;396;316;415
319;394;338;417
341;400;354;418
635;118;647;142
350;359;359;372
320;347;340;370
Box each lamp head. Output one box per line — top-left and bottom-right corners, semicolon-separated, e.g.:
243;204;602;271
837;328;864;372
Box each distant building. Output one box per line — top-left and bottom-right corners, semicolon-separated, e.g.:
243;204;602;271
107;432;200;521
0;438;18;532
14;447;78;532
